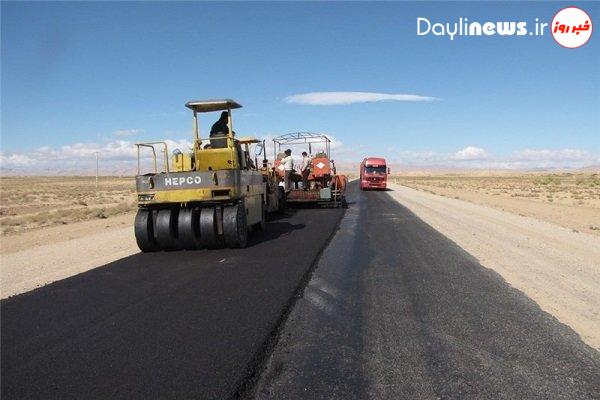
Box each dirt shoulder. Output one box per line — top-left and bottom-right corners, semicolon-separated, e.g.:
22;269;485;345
0;176;139;298
393;174;600;236
387;183;600;350
0;213;138;299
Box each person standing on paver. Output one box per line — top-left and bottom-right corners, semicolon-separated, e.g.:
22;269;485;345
300;151;311;190
280;149;294;192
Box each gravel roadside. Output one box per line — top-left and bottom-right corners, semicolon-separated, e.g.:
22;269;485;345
1;213;138;298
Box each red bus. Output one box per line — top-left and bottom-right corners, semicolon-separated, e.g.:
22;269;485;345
360;157;389;190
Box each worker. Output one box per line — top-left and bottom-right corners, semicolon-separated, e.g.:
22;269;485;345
210;111;229;135
300;151;311;190
246;151;255;169
210;111;232;148
280;149;294;192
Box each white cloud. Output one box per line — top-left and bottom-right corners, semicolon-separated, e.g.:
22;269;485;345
284;91;439;105
0;139;193;175
386;147;598;170
0;153;37;167
113;129;144;137
451;146;490;161
502;149;599;170
2;140;597;174
511;148;588;162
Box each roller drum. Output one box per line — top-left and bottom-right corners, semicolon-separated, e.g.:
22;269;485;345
200;207;222;248
134;209;159;252
223;204;248;248
155;208;182;251
178;208;202;250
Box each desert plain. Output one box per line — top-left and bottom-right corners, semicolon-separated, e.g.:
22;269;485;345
393;173;600;236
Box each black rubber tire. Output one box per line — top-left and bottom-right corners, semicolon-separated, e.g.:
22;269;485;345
200;207;222;249
223;204;248;248
252;200;266;231
134;209;159;252
155;208;182;251
277;186;286;213
178;208;202;250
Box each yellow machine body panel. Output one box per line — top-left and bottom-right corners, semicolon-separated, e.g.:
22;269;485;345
135;169;264;226
171;146;240;173
194;147;239;171
136;167;260;195
172;153;193;172
137;181;263;204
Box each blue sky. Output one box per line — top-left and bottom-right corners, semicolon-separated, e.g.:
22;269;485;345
1;1;599;172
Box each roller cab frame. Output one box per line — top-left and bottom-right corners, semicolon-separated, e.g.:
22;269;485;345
134;99;266;252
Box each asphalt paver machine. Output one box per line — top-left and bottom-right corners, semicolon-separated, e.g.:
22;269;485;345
272;132;347;207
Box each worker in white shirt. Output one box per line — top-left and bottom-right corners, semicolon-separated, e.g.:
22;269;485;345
300;151;311;190
280;149;294;192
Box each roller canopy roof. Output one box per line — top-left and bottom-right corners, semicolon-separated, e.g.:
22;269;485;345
236;137;261;144
185;99;242;113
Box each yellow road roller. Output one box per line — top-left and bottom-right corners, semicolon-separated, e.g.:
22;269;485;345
134;99;267;251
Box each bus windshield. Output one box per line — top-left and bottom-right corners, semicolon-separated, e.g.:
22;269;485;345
365;166;386;174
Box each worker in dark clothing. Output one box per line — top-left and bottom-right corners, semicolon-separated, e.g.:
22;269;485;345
210;111;231;148
210;111;230;135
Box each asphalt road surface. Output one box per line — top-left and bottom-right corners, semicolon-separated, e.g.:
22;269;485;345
3;182;600;400
251;183;600;399
1;207;344;399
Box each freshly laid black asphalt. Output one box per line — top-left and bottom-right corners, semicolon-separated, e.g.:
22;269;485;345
1;207;344;399
252;182;600;399
4;182;600;400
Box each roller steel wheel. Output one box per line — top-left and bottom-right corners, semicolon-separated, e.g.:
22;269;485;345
223;204;248;248
178;208;202;250
252;200;266;231
200;207;222;248
134;209;159;252
155;208;182;251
